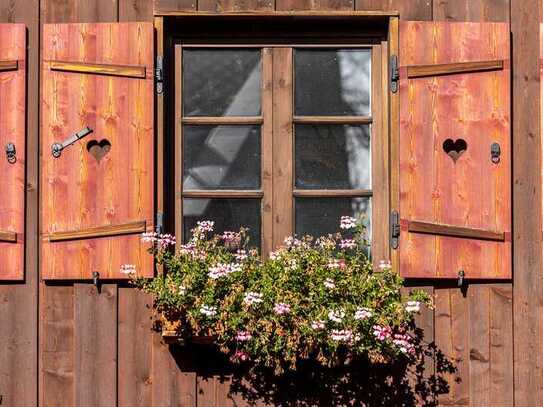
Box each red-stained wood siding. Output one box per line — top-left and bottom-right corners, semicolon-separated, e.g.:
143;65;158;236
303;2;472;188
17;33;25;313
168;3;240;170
0;24;25;280
399;21;511;279
41;22;155;279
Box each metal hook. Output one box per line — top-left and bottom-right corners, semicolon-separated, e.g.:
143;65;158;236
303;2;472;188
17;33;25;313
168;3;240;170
457;270;465;287
92;271;101;293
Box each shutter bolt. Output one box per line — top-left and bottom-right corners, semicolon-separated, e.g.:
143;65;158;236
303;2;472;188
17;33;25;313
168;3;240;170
5;142;16;164
457;270;465;287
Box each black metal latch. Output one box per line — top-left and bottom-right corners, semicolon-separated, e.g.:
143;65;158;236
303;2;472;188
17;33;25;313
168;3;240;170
390;55;399;93
491;142;501;164
155;55;164;95
51;127;93;158
390;210;400;249
5;142;16;164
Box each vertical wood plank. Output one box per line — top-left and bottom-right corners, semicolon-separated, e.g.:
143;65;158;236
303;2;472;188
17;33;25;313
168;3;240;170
153;0;197;13
356;0;432;20
119;0;153;20
272;48;293;248
198;0;273;12
262;47;273;258
118;288;153;407
42;0;119;23
468;286;490;406
512;0;543;404
276;0;353;11
74;284;118;407
433;0;509;22
41;286;74;407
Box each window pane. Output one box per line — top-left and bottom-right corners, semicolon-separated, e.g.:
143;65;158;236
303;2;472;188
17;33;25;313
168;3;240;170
295;124;370;189
183;125;261;190
295;197;371;241
183;49;262;117
183;198;261;248
295;49;371;116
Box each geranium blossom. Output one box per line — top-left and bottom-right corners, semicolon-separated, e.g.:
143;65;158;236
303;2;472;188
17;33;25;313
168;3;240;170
354;307;373;320
339;239;357;249
179;285;187;295
328;309;346;323
393;333;415;355
197;220;214;232
141;232;176;248
405;301;421;313
208;262;242;279
379;260;392;271
324;278;336;289
120;264;136;275
274;302;291;315
284;236;302;248
243;291;263;305
330;329;353;342
236;330;253;341
235;249;248;261
372;325;392;341
233;350;249;361
200;305;217;317
311;320;326;330
327;259;346;270
340;216;357;230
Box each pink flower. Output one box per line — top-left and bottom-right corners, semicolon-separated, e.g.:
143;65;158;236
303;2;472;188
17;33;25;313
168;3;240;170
379;260;392;271
311;320;326;330
235;249;248;261
208;263;242;279
327;259;346;270
274;302;291;315
340;216;357;230
283;236;302;248
120;264;136;275
393;333;416;355
354;307;372;320
243;292;263;305
197;220;214;232
141;232;176;248
236;330;253;341
233;351;250;361
328;309;345;323
339;239;357;249
330;329;353;342
372;325;392;341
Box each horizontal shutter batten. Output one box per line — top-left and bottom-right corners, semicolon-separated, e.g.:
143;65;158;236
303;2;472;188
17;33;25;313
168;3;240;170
404;59;505;79
47;220;147;242
0;231;17;243
403;220;506;242
48;60;147;79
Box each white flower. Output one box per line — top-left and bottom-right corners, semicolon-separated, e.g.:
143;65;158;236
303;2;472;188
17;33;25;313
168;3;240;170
328;309;345;323
339;239;357;249
311;320;326;330
405;301;421;313
330;329;353;342
243;292;263;305
340;216;357;230
120;264;136;275
288;259;298;271
235;249;248;261
179;285;187;295
354;307;372;320
379;260;392;271
208;262;242;279
324;278;336;289
200;305;217;317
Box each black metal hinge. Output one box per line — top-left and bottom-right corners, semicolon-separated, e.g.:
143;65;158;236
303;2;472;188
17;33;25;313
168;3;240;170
156;211;164;235
155;55;164;95
390;210;400;249
390;54;399;93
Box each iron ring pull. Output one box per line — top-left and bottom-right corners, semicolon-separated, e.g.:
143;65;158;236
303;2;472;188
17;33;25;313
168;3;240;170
5;142;16;164
51;127;93;158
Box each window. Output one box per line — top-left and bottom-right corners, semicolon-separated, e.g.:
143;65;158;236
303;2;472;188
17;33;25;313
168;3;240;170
175;42;389;259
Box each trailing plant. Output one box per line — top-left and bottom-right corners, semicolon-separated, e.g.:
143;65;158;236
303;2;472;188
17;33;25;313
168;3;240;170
128;217;432;375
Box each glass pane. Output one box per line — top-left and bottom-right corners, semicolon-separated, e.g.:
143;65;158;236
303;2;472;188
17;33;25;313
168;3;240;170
295;124;371;189
183;49;262;117
295;49;371;116
183;198;261;248
295;197;371;241
183;125;261;190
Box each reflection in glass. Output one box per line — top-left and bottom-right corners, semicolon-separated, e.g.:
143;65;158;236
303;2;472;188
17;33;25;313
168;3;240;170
295;197;371;242
295;124;370;189
183;125;261;190
295;49;371;116
183;198;261;247
183;49;262;117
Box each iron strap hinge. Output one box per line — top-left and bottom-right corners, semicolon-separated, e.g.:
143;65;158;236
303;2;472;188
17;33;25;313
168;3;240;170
390;210;400;249
390;54;399;93
156;211;164;235
155;55;164;95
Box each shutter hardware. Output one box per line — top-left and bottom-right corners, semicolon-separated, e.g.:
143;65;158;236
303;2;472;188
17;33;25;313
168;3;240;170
156;211;164;235
155;55;164;95
390;55;399;93
51;127;93;158
5;142;16;164
92;271;101;294
390;210;400;249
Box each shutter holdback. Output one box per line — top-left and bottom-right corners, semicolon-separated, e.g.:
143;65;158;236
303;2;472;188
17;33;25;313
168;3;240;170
51;127;93;158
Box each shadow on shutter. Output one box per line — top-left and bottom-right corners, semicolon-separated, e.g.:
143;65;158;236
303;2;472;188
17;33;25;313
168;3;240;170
41;23;155;280
398;21;511;280
0;24;25;280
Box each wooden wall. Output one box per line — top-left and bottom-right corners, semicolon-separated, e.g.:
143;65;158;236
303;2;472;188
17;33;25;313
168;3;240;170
0;0;540;406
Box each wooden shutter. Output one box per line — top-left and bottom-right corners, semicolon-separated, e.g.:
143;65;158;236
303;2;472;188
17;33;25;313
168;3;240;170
398;22;511;279
0;24;25;280
41;23;155;280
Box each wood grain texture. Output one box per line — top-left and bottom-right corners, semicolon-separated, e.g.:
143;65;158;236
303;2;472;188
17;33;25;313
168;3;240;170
406;220;506;242
49;60;147;78
42;0;118;23
0;230;17;242
119;0;154;21
406;59;504;79
355;0;432;20
399;22;511;279
0;59;18;71
433;0;510;22
47;220;146;242
276;0;353;11
154;0;197;13
74;284;117;407
41;23;155;279
0;24;25;280
198;0;274;12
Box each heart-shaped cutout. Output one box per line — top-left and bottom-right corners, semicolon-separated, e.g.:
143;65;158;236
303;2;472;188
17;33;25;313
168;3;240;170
442;138;467;163
86;139;111;163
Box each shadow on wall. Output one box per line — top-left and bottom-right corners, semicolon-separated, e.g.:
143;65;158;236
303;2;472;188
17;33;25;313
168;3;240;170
166;326;458;407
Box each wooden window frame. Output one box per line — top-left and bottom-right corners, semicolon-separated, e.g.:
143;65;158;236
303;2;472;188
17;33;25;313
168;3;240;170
173;35;391;261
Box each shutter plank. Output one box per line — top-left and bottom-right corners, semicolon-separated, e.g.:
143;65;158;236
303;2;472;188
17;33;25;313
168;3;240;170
41;23;155;280
0;24;25;280
399;22;511;279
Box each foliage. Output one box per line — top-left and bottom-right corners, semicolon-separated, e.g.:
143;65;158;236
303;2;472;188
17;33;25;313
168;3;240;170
129;217;432;375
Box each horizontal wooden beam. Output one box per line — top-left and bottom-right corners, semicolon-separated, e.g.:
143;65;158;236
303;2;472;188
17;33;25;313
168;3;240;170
293;189;372;198
47;221;147;242
48;60;147;79
0;231;17;243
293;116;372;125
405;220;506;242
154;11;399;17
406;60;504;79
0;60;18;72
182;190;264;198
182;116;263;125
